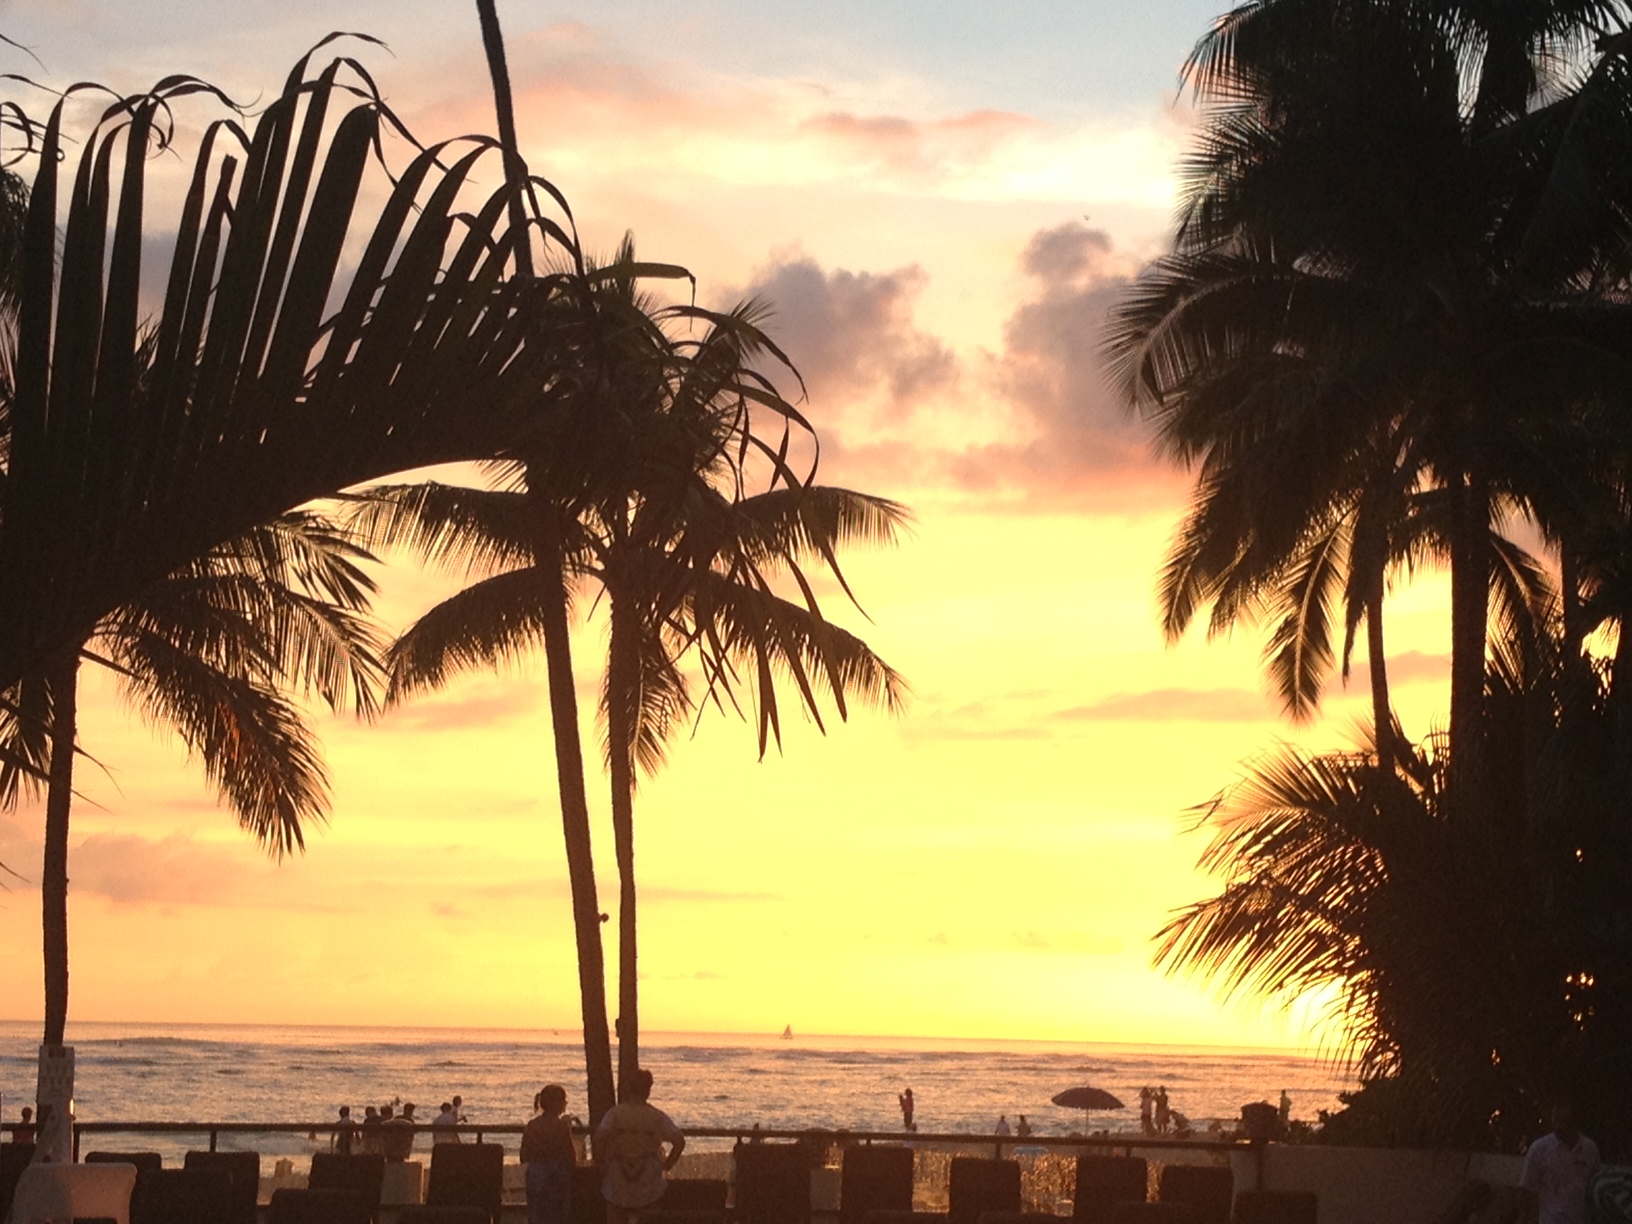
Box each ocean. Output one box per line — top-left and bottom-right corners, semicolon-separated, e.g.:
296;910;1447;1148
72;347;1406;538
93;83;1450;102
0;1020;1353;1162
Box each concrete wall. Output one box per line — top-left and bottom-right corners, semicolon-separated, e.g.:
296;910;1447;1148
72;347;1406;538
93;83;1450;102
1226;1144;1525;1224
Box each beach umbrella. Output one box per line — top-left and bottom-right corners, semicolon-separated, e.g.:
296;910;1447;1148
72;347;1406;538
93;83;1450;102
1051;1086;1124;1130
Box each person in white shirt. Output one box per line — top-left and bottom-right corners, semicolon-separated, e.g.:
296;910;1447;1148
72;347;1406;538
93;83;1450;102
1521;1104;1600;1224
593;1069;684;1224
432;1102;462;1144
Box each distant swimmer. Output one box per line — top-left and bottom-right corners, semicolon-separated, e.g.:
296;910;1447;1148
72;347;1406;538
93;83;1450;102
899;1088;915;1131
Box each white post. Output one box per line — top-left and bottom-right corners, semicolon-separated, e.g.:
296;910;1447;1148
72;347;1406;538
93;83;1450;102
34;1045;74;1163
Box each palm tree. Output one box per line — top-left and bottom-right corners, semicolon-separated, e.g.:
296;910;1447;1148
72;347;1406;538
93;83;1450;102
351;265;906;1104
1109;0;1632;797
0;511;381;1141
0;41;591;696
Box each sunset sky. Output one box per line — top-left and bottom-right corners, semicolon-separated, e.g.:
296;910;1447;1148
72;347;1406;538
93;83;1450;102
0;0;1459;1049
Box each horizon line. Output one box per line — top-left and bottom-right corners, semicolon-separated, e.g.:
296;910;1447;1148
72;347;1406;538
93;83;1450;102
0;1018;1336;1059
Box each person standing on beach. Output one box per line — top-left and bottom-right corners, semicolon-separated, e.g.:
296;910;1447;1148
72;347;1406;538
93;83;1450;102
1154;1087;1171;1135
522;1085;576;1224
433;1102;462;1144
333;1106;357;1154
1016;1116;1032;1139
1521;1104;1599;1224
899;1088;915;1131
383;1102;417;1162
995;1115;1011;1136
1139;1088;1154;1137
593;1069;685;1224
360;1106;381;1155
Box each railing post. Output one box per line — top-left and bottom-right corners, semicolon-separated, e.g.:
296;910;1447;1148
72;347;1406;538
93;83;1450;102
209;1128;218;1152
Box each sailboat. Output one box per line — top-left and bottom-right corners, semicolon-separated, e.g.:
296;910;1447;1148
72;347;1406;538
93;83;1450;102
780;1024;793;1040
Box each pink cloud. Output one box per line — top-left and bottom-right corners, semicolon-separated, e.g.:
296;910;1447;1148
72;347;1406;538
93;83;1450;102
798;108;1040;180
1056;687;1277;723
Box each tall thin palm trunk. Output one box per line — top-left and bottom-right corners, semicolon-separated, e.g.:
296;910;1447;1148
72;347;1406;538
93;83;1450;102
1366;586;1394;774
606;584;641;1098
1449;473;1490;810
41;647;78;1049
536;530;616;1125
474;0;533;278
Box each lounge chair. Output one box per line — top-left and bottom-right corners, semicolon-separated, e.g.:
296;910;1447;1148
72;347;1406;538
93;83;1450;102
1154;1167;1230;1224
1231;1190;1317;1224
425;1142;505;1224
9;1160;137;1224
572;1164;606;1224
183;1149;260;1224
1107;1205;1192;1223
840;1145;915;1224
1072;1156;1146;1223
734;1142;812;1224
269;1188;373;1224
131;1166;237;1224
0;1142;36;1223
656;1180;728;1211
946;1158;1021;1224
395;1207;490;1224
309;1152;386;1220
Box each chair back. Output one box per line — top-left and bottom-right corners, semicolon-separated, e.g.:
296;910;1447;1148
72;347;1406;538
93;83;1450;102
183;1149;260;1224
1072;1156;1146;1222
270;1188;372;1224
86;1153;164;1176
0;1142;36;1222
571;1164;606;1224
10;1161;137;1224
426;1142;504;1224
660;1180;728;1211
133;1167;236;1224
1231;1190;1317;1224
734;1143;811;1224
1107;1205;1193;1223
840;1146;914;1224
1154;1166;1231;1224
947;1158;1021;1224
310;1153;386;1216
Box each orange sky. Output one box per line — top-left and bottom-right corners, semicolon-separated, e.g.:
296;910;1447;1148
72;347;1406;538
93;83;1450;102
0;2;1461;1050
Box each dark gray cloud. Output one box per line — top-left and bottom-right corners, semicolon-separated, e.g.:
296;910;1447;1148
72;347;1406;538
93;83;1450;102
744;257;957;419
729;223;1178;510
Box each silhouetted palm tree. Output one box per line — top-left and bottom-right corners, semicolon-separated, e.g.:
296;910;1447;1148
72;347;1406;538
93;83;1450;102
1110;0;1632;796
0;511;383;1051
0;41;587;696
352;267;905;1102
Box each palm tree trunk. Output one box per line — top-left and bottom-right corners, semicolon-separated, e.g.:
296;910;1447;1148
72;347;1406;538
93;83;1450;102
473;0;534;278
1448;473;1489;814
536;536;616;1126
606;588;640;1099
41;647;79;1049
1366;584;1394;774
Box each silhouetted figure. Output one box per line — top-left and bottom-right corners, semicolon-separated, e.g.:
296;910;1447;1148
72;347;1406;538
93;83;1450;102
334;1106;358;1155
13;1107;33;1145
1015;1116;1032;1139
1139;1088;1154;1137
994;1116;1010;1137
522;1085;575;1224
1521;1104;1599;1224
383;1103;416;1163
433;1102;461;1145
899;1088;915;1131
593;1069;684;1224
1154;1087;1171;1135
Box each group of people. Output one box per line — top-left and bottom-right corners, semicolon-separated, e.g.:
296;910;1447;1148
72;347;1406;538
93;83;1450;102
993;1115;1033;1138
524;1070;684;1224
1137;1086;1172;1137
330;1096;468;1160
